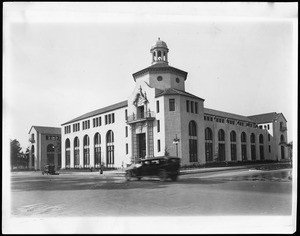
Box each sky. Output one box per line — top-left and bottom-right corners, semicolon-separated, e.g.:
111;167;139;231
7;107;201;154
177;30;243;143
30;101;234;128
4;2;298;152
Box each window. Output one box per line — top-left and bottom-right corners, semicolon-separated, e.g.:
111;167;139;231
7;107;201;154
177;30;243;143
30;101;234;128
112;113;115;123
126;143;128;154
268;134;271;141
205;128;213;162
157;76;163;81
157;139;161;152
176;77;180;83
186;100;190;112
230;131;237;161
83;135;90;168
125;109;128;120
108;114;111;124
191;101;194;113
157;120;160;133
106;130;114;165
195;102;198;114
218;129;226;162
94;133;101;168
269;145;271;153
156;101;160;113
189;121;198;162
169;99;175;111
241;132;247;161
105;115;108;125
125;126;128;137
250;133;256;161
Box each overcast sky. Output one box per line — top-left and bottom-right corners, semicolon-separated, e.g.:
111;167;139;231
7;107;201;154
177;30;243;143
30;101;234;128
4;2;297;151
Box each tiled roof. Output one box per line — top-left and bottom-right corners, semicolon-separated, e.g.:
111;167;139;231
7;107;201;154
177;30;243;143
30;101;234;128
155;88;205;101
204;108;255;123
132;64;188;81
29;126;61;135
61;100;128;125
247;112;284;123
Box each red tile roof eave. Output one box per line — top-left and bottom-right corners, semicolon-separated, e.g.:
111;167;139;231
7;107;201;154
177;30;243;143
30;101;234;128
61;101;128;126
28;126;61;135
132;66;188;81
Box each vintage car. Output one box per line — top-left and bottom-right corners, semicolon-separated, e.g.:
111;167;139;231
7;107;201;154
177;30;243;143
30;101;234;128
125;156;181;181
42;165;58;175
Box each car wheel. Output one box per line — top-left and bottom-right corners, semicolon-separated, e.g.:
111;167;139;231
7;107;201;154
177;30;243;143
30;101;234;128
159;170;167;182
125;171;132;181
171;175;178;181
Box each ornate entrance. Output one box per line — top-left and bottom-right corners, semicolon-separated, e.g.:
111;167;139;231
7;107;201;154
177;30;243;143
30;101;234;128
137;133;146;159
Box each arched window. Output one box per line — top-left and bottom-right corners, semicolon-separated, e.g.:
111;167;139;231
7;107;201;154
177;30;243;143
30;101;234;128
189;121;198;162
83;135;90;168
280;135;285;159
259;134;264;160
47;144;55;165
218;129;225;162
74;137;80;168
106;130;114;166
250;133;256;161
205;128;213;162
94;133;101;168
241;132;247;161
230;131;237;161
31;145;35;168
65;139;70;168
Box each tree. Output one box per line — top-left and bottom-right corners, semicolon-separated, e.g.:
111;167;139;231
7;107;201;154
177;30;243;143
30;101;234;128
10;139;28;170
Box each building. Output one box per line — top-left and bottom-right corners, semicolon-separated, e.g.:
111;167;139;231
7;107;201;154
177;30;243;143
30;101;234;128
28;126;61;170
60;38;289;169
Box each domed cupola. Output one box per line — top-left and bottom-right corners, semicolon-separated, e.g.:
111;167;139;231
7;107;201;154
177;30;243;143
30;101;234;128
150;38;169;65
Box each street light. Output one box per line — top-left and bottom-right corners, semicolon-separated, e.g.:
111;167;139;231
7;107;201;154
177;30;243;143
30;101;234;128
173;134;180;157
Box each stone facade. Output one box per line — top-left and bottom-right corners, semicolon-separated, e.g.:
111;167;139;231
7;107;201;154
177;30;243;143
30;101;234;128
28;126;61;170
59;38;289;169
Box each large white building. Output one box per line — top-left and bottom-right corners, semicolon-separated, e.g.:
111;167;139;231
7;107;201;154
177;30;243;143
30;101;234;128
60;38;289;169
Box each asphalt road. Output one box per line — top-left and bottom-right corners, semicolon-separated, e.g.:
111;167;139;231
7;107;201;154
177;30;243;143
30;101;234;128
10;168;292;217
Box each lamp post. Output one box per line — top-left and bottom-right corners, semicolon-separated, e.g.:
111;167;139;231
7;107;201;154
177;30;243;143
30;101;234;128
173;134;180;157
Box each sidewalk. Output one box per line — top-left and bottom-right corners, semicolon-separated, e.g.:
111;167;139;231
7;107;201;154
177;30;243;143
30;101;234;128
11;163;291;176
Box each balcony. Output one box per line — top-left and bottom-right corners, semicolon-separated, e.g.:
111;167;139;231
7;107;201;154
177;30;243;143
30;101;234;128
29;138;35;143
280;126;287;132
127;111;155;124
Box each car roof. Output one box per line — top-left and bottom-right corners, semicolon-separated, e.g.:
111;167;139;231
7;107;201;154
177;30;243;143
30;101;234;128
140;156;180;161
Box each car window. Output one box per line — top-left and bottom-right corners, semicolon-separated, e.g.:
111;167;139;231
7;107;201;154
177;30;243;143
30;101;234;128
151;160;159;165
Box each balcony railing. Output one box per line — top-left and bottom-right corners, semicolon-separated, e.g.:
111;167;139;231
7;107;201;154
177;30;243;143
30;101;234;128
127;111;155;124
29;138;35;143
280;126;287;132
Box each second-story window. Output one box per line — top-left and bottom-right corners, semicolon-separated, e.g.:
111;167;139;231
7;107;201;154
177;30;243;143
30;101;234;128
157;120;160;133
156;101;160;113
169;99;175;111
186;100;189;112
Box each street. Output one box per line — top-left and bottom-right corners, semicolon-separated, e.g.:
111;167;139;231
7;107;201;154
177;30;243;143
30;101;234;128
10;168;292;216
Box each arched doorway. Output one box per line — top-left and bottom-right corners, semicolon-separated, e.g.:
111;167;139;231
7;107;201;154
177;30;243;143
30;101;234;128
74;137;80;168
218;129;225;162
106;130;114;167
31;145;35;168
280;135;285;159
65;139;70;168
189;121;198;162
83;135;90;168
94;133;101;168
259;134;264;160
205;127;213;162
241;132;247;161
230;131;237;161
250;133;256;161
47;144;55;165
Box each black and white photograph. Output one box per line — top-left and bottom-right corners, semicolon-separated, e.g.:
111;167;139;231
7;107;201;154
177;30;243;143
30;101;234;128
3;2;297;234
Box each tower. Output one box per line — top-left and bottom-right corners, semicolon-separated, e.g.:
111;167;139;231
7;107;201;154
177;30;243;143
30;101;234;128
150;37;169;65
